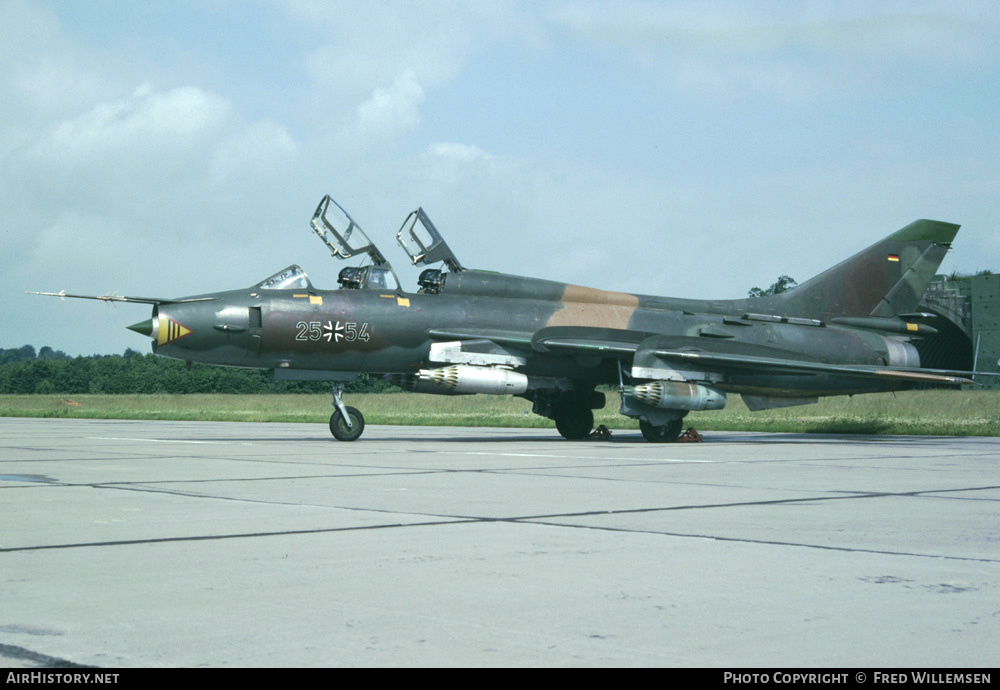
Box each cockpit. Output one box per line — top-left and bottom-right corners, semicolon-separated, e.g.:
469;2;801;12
416;268;445;294
308;194;465;294
308;195;405;292
256;265;312;291
396;207;464;294
254;263;399;293
337;265;399;291
263;196;467;295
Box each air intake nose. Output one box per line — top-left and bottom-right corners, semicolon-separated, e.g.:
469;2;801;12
127;319;154;338
127;314;192;346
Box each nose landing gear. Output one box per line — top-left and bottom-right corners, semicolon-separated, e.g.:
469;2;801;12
330;383;365;441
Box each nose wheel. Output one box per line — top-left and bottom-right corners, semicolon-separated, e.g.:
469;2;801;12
329;384;365;441
330;406;365;441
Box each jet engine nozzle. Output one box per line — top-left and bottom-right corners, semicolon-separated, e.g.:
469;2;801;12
625;381;727;411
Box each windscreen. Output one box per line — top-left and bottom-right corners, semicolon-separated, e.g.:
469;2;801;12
256;265;311;290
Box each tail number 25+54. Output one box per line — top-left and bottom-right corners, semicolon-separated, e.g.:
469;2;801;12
295;321;371;344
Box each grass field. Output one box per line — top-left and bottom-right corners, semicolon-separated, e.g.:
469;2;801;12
2;389;998;436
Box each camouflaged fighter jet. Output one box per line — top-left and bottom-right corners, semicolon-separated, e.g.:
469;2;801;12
31;194;982;442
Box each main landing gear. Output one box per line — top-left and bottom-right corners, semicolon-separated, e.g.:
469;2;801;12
530;389;605;441
329;383;365;441
553;403;594;441
617;362;694;443
639;418;685;443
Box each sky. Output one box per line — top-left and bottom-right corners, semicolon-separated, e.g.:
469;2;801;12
3;0;999;356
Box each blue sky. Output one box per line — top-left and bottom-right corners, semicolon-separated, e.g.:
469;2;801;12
3;0;999;355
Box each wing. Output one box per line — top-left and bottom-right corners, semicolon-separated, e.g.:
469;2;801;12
428;327;534;349
432;324;987;387
527;326;980;386
650;350;975;386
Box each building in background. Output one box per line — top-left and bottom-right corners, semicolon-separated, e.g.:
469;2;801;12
920;274;1000;389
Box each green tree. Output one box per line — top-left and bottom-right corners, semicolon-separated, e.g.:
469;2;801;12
748;275;797;298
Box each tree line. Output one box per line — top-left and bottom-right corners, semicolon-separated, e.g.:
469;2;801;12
0;346;394;395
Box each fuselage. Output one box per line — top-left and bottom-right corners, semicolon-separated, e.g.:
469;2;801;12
149;268;919;399
40;209;966;443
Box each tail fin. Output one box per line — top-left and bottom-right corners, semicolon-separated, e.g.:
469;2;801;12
760;219;959;320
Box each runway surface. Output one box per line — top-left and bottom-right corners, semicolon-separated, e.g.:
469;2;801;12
1;417;997;667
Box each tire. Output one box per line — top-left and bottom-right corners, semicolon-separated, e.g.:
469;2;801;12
330;406;365;441
639;418;683;443
554;404;594;440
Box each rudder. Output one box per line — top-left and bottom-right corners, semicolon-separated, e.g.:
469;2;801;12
761;219;959;320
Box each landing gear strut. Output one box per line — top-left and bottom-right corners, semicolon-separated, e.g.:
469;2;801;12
329;383;365;441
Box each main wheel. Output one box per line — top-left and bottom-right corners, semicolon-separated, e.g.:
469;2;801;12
554;404;594;440
330;406;365;442
640;418;683;443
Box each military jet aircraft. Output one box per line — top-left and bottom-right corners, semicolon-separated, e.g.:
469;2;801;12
32;194;983;442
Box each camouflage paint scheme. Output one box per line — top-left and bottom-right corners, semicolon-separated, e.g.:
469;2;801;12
33;201;976;442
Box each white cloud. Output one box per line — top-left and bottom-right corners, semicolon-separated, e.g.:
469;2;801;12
7;84;235;222
550;1;997;99
0;0;112;153
355;70;425;138
298;2;546;138
15;83;302;205
37;84;232;161
425;142;494;164
0;79;306;304
209;119;298;185
552;0;990;58
419;141;519;190
9;55;106;117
